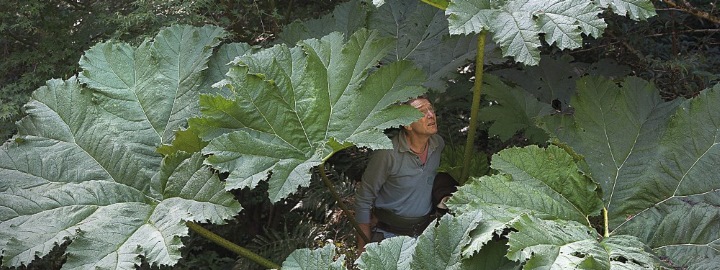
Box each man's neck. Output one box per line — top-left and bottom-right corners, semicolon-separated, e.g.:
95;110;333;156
404;131;430;153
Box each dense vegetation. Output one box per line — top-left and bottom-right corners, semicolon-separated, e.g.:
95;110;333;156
1;0;719;269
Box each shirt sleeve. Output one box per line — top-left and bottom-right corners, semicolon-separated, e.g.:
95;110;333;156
354;149;392;223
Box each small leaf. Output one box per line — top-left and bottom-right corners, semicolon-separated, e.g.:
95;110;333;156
596;0;657;20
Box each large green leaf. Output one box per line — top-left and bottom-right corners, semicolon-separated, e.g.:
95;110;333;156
281;244;346;270
367;0;488;91
357;236;417;270
0;25;241;269
478;74;554;143
410;211;484;270
507;214;658;269
276;0;368;46
356;211;488;270
542;78;720;267
196;29;427;202
490;54;632;105
447;145;604;256
279;0;495;92
445;0;654;65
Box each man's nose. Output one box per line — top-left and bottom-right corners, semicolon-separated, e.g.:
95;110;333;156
426;110;435;118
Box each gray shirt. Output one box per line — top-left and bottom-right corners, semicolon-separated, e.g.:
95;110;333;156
354;132;444;224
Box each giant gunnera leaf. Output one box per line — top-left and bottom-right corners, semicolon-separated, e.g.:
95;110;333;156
542;77;720;268
444;0;655;65
279;0;494;92
0;25;242;269
191;28;427;203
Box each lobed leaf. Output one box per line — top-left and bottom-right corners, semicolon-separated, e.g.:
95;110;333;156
0;25;241;269
281;244;346;270
357;236;417;270
411;211;484;270
278;0;493;92
507;214;658;269
200;29;427;202
542;78;720;267
447;145;604;256
446;0;654;65
478;74;554;143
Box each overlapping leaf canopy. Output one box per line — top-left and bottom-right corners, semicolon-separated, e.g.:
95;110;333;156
278;0;489;92
542;77;720;267
190;29;428;203
442;0;655;65
0;25;242;269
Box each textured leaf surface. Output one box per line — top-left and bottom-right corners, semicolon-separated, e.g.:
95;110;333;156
542;78;720;267
0;26;241;269
438;144;489;184
478;74;554;143
507;215;657;269
278;0;494;92
368;0;485;91
198;29;427;202
411;211;483;270
357;236;417;270
597;0;657;20
447;145;604;256
356;211;487;270
446;0;653;65
282;244;345;270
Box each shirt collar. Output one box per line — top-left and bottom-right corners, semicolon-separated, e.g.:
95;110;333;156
396;131;440;154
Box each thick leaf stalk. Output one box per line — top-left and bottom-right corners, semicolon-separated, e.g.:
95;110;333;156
420;0;449;10
460;31;487;183
319;162;371;244
186;222;281;269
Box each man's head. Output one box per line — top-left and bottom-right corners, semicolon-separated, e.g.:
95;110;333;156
403;97;437;137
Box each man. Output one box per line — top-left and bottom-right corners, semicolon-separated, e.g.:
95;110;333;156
354;96;445;252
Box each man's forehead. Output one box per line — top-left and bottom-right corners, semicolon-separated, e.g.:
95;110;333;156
409;98;431;108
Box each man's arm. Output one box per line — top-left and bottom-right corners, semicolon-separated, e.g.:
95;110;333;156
357;223;371;253
354;150;392;253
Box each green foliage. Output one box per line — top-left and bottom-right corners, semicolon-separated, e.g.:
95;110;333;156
282;244;346;270
477;74;554;144
0;0;347;141
2;0;720;268
0;25;241;269
438;144;489;184
541;77;720;268
279;0;491;92
443;0;655;65
181;29;428;203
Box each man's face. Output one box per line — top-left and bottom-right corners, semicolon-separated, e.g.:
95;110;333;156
406;98;437;136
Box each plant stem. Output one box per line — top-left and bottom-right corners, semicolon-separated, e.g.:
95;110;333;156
319;162;371;244
419;0;449;10
460;31;487;183
186;222;281;269
603;207;609;238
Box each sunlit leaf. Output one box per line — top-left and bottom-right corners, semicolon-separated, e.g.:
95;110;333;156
0;25;241;269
